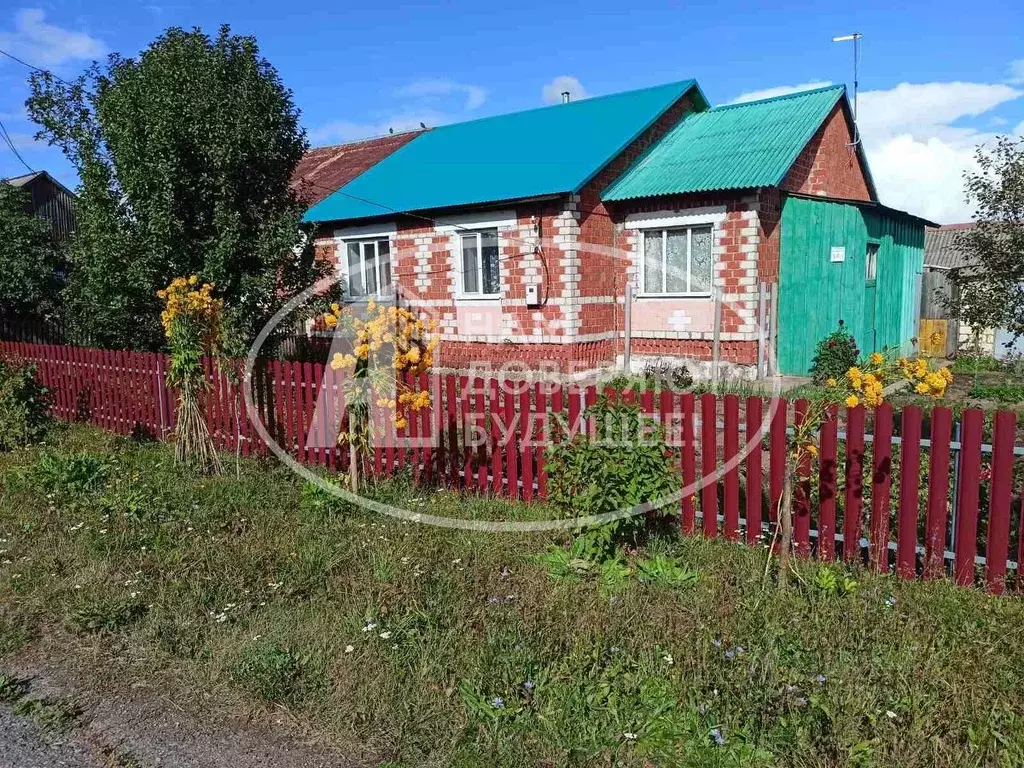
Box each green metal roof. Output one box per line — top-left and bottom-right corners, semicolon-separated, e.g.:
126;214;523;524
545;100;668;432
304;79;703;223
602;85;866;201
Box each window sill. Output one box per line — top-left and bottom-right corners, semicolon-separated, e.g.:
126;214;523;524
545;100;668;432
635;293;713;300
455;294;502;302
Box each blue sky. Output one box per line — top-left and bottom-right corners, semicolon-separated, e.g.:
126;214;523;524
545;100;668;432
1;0;1023;222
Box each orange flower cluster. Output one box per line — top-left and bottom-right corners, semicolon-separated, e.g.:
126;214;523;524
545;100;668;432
323;300;439;430
828;351;951;408
157;275;221;340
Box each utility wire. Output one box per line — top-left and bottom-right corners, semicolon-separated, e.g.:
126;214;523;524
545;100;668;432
0;46;74;85
0;119;35;174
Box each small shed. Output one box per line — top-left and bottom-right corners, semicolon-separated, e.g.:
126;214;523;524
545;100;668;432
777;194;934;375
5;170;77;242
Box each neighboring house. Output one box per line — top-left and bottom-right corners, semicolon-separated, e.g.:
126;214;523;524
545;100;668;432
303;81;932;377
923;223;1024;359
4;170;77;242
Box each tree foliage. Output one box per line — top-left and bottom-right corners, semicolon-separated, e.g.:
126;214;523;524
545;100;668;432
26;25;324;349
951;135;1024;339
0;182;63;318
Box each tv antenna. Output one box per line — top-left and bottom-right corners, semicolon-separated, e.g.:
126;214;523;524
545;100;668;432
832;32;862;146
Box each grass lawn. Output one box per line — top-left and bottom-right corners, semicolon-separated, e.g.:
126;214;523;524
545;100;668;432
2;425;1023;767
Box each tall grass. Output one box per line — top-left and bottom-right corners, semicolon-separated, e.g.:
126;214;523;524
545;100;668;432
1;425;1023;767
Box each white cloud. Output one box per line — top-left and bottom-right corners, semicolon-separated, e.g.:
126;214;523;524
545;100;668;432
729;77;1024;224
394;79;487;111
1009;59;1024;85
726;80;832;105
0;8;105;68
542;75;586;105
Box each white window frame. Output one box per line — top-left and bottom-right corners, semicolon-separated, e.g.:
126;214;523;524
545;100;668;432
334;225;396;300
865;241;879;284
625;208;725;299
457;229;501;299
437;211;514;302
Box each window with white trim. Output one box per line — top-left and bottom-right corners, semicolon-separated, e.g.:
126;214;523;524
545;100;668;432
345;238;392;298
865;242;878;284
459;229;500;297
641;225;714;296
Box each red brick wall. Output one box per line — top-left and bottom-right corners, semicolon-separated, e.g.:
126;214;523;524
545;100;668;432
781;103;873;201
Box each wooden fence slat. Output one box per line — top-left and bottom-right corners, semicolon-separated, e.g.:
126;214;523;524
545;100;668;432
897;406;923;579
769;398;787;526
985;410;1015;594
474;377;488;494
504;381;519;499
818;405;838;561
954;409;984;586
489;378;502;496
701;393;718;538
924;407;953;579
520;384;534;501
794;399;812;557
408;371;421;483
870;404;894;573
446;375;459;486
723;394;740;542
843;406;866;563
460;376;473;489
536;383;550;500
745;396;763;545
680;392;696;534
420;372;433;483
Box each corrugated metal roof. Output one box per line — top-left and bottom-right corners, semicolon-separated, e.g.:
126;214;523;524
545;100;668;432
291;131;424;206
304;79;702;224
601;85;848;201
925;224;978;270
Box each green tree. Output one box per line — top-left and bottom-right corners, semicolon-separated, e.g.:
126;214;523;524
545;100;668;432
0;182;63;318
26;25;324;350
951;135;1024;341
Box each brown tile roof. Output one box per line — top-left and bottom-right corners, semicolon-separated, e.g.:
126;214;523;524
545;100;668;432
291;130;424;206
925;223;977;270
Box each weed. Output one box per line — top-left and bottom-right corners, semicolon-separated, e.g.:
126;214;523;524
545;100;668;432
634;554;699;588
233;642;306;704
34;450;110;496
70;596;148;634
0;674;27;703
11;697;80;732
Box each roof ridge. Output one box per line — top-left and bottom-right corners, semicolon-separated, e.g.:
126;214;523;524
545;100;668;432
418;78;696;133
305;129;424;153
711;83;845;112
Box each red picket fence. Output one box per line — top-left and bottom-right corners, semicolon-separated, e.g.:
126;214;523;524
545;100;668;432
4;340;1024;593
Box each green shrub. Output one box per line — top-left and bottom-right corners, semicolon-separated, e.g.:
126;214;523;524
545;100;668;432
233;642;303;703
33;451;110;496
546;398;680;558
952;353;1003;373
70;596;147;634
808;321;859;384
0;358;51;450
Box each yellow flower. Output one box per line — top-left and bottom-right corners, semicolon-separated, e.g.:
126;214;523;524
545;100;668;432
845;395;860;408
324;314;338;329
870;352;884;366
826;377;838;387
806;444;819;457
915;382;930;395
330;303;340;315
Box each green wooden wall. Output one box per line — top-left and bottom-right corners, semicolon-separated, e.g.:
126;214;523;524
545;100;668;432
777;196;924;376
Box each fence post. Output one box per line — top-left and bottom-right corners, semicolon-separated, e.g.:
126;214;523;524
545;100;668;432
954;409;984;586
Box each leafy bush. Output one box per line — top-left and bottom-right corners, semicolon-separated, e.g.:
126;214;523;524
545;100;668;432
546;398;680;558
952;354;1004;373
0;358;51;450
33;451;110;496
808;321;859;384
634;554;699;588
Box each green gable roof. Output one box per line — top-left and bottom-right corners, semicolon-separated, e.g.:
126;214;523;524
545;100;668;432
304;79;703;224
602;85;872;201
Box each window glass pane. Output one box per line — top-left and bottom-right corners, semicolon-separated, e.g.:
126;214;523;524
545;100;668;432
347;242;363;297
461;234;479;294
480;229;500;295
690;226;713;293
378;240;392;294
363;241;378;296
643;231;663;293
866;243;878;282
665;230;688;293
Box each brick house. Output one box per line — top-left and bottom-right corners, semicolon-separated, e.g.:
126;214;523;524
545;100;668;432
303;81;929;377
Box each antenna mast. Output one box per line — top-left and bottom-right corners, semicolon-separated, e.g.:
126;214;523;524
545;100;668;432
832;32;863;146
